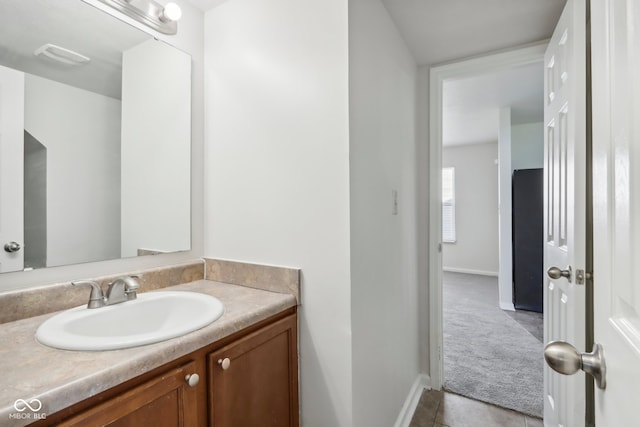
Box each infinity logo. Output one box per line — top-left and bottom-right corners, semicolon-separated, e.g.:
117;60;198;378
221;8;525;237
13;398;42;412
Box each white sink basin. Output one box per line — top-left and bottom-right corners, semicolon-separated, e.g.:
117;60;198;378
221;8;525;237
36;291;224;351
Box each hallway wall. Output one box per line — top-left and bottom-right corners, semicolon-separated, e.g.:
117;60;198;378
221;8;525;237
349;0;420;425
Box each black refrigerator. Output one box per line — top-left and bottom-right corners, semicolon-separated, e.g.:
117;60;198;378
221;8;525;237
512;168;543;313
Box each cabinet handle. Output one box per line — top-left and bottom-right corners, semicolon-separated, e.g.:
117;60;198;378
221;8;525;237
185;373;200;387
218;358;231;370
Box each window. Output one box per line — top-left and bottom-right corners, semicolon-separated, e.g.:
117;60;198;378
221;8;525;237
442;167;456;243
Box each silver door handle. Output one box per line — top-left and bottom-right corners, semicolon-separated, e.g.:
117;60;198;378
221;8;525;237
544;341;606;389
4;241;21;253
547;266;572;282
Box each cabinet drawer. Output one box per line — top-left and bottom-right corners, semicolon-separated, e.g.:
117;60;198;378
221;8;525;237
59;361;200;427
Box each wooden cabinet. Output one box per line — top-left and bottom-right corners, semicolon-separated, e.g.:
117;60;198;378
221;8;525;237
34;310;297;427
208;315;298;427
58;361;199;427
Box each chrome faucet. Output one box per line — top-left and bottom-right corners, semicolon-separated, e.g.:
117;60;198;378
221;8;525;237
72;275;141;309
105;275;141;305
72;280;105;309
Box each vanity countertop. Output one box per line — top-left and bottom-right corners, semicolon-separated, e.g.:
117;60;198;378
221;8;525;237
0;280;297;427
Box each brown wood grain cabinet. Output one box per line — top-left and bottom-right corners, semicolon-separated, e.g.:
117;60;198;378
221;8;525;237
208;314;299;427
33;309;297;427
58;361;200;427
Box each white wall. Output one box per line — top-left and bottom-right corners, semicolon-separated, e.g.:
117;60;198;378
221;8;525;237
442;142;499;276
498;107;514;310
0;0;204;290
121;39;191;257
512;121;544;171
203;1;352;426
24;74;121;267
349;0;420;426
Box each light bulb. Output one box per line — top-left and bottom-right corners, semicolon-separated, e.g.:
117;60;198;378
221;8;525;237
160;2;182;22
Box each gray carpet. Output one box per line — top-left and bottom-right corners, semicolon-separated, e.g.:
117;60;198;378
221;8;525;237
443;272;543;418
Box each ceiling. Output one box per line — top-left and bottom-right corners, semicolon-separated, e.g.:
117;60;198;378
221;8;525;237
380;0;566;66
188;0;229;10
443;62;544;146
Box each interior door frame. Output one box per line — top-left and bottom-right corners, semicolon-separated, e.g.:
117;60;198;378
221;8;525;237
0;65;25;273
427;42;547;389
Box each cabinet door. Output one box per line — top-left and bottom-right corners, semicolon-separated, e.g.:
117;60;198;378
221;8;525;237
208;314;298;427
59;361;200;427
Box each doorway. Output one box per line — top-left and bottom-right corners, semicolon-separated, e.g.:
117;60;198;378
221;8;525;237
429;43;547;417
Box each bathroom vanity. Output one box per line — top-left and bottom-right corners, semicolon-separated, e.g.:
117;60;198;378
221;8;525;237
40;305;298;426
0;273;299;427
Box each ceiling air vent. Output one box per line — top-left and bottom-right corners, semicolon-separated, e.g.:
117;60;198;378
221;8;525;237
34;44;90;66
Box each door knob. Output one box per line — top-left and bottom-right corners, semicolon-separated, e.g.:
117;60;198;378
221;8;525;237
4;241;21;253
547;266;572;282
544;341;606;389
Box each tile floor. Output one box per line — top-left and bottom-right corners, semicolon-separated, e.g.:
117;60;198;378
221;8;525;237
409;389;543;427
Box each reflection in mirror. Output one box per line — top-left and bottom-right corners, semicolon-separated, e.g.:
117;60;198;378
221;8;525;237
0;0;191;274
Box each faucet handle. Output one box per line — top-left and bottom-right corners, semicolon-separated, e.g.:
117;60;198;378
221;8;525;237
128;274;142;287
110;275;141;301
125;275;141;300
72;280;105;309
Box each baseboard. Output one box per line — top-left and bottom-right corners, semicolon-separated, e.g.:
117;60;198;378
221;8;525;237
442;267;499;277
499;301;515;311
394;374;431;427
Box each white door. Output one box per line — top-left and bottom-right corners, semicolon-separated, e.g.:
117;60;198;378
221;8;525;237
591;0;640;424
543;0;587;425
0;65;25;272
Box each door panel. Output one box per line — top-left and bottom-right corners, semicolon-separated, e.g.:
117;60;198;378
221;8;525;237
0;65;25;272
543;0;587;425
592;0;640;424
208;315;298;427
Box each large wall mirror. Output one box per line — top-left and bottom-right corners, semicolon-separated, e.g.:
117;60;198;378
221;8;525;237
0;0;191;273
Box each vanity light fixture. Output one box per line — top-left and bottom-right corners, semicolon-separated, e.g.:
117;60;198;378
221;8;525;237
159;2;182;23
96;0;182;35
